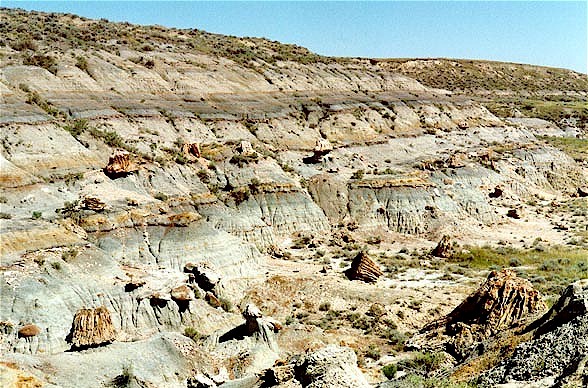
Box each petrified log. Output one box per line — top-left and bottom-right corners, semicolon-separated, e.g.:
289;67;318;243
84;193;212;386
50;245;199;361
345;252;383;283
103;151;137;178
182;142;201;158
18;324;40;338
431;235;454;258
68;306;115;348
81;196;106;211
440;269;546;334
410;269;547;359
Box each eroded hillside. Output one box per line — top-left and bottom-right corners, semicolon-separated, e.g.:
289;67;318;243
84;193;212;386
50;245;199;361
1;8;587;388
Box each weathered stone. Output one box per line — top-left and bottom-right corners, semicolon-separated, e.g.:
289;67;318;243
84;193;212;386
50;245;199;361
507;208;522;219
68;306;116;348
185;262;221;292
430;235;454;258
345;251;383;283
170;285;194;302
294;345;371;388
526;278;588;337
18;324;40;338
205;292;221;309
578;186;588;197
103;151;137;178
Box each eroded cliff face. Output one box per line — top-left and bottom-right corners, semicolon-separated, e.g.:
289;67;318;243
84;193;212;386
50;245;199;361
1;8;587;388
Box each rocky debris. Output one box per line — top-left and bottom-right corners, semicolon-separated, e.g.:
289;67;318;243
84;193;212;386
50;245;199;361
185;262;221;292
187;374;216;388
430;235;454;258
410;269;546;359
238;141;256;156
526;279;588;337
458;121;469;129
103;151;137;178
67;306;116;349
259;364;296;386
182;142;201;158
447;152;466;168
81;196;107;211
345;251;383;283
294;345;371;388
479;305;588;386
18;324;40;338
488;186;503;198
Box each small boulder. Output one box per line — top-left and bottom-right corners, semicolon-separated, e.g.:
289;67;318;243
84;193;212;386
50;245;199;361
171;285;194;302
488;186;503;198
507;208;523;219
18;324;40;338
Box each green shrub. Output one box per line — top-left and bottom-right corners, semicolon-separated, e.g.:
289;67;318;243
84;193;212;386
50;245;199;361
24;54;58;74
365;344;381;360
351;170;364;179
32;211;42;219
154;192;168;201
184;327;205;341
382;364;398;379
75;56;89;72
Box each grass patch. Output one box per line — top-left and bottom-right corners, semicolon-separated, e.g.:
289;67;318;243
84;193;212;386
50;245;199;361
539;135;588;162
450;245;588;295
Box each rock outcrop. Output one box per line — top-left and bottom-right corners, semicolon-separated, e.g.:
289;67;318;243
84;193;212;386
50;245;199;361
526;279;588;337
67;306;116;349
409;269;547;359
103;151;137;178
479;280;588;387
294;345;371;388
185;262;221;292
345;251;383;283
430;235;454;258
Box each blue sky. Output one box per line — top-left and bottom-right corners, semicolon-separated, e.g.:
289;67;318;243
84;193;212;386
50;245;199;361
4;1;587;73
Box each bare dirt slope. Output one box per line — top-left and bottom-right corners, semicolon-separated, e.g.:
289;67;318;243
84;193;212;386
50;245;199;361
0;8;587;388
